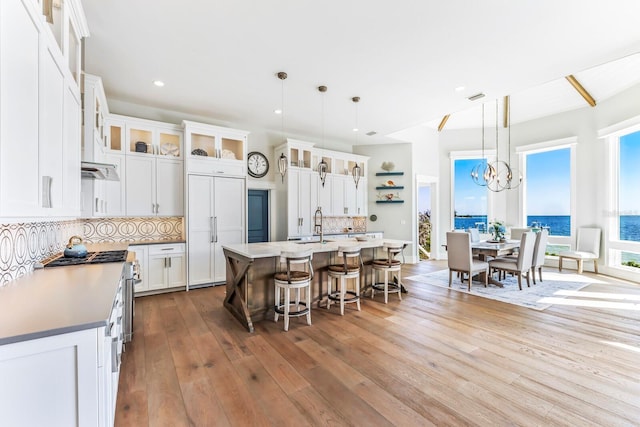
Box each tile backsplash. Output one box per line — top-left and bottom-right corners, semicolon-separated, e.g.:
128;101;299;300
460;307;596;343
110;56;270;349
0;220;83;285
322;216;366;233
0;217;184;286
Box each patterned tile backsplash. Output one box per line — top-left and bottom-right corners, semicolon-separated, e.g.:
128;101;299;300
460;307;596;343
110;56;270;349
0;217;184;286
0;216;366;286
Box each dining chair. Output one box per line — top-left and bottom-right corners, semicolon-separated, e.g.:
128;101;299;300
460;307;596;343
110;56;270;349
531;229;549;284
510;227;531;240
558;227;601;274
489;232;536;290
446;232;488;291
467;228;481;243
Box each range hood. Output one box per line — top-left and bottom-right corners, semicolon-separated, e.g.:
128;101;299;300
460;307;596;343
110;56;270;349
81;161;120;181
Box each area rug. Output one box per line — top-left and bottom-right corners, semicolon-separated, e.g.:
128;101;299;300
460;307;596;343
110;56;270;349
405;269;601;310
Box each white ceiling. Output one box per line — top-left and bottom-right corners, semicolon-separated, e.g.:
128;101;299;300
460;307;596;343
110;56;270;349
81;0;640;145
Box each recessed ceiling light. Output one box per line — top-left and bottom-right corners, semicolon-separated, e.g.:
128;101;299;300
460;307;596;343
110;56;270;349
455;86;465;92
352;127;359;132
274;109;282;114
153;80;165;87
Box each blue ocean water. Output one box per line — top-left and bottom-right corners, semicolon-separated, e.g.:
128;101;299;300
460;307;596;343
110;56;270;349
454;215;639;241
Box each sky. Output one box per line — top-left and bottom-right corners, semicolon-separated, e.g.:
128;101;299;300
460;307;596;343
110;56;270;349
620;131;640;213
418;186;431;212
526;148;571;215
454;159;487;216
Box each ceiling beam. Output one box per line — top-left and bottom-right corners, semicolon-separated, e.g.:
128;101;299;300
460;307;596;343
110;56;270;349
503;95;510;128
565;75;596;107
437;114;450;132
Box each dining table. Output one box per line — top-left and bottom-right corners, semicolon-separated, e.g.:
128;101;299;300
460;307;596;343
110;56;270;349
471;240;520;261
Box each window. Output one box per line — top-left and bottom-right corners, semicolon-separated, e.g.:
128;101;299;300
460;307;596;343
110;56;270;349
453;158;488;232
616;130;640;268
517;138;576;256
524;147;571;237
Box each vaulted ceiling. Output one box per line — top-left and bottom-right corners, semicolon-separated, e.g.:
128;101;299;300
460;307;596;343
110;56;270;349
82;0;640;145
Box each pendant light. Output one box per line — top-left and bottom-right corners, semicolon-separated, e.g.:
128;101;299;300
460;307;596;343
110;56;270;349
317;85;328;187
470;103;492;186
351;96;362;189
276;71;288;183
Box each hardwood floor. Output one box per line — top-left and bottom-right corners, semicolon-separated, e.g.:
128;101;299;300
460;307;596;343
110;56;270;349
115;261;640;426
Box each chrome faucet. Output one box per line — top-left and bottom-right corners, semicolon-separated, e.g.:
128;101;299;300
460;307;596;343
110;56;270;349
314;206;323;243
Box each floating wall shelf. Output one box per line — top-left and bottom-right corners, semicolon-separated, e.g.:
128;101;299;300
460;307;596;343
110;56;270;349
375;186;404;190
375;172;404;176
376;200;404;204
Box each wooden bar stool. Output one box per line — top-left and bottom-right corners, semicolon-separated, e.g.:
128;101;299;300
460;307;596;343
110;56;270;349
370;242;403;304
327;246;363;315
274;250;313;331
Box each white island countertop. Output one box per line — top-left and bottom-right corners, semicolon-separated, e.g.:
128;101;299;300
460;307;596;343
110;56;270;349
223;238;408;259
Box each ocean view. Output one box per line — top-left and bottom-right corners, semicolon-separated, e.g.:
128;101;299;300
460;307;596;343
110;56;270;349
453;215;640;242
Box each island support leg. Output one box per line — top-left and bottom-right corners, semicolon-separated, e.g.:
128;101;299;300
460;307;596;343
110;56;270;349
223;249;255;333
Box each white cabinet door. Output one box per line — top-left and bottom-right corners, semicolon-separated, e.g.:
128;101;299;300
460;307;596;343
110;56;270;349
156;158;183;216
188;174;215;286
298;171;313;236
125;155;155;216
39;44;65;212
187;174;245;286
0;0;40;216
355;178;367;216
331;176;347;216
63;84;81;215
167;254;186;288
103;153;126;216
213;176;245;283
130;245;149;293
287;169;301;237
315;173;331;217
147;255;168;291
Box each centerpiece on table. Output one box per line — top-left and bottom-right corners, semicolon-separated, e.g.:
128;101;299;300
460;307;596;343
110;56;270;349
489;220;506;242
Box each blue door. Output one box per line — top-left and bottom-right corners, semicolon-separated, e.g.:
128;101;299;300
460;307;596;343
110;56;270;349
248;190;269;243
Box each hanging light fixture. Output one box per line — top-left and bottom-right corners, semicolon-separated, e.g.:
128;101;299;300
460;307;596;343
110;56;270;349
351;96;362;188
276;71;288;183
471;98;521;192
317;85;328;187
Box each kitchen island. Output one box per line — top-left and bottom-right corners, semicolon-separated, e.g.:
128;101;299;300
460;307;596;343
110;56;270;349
222;238;407;332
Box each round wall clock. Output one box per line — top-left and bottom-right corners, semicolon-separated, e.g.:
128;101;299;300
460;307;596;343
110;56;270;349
247;151;269;178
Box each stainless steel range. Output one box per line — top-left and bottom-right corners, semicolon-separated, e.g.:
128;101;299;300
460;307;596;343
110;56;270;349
43;249;138;343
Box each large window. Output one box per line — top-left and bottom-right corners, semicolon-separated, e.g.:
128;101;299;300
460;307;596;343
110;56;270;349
525;147;571;237
453;158;488;232
617;130;640;268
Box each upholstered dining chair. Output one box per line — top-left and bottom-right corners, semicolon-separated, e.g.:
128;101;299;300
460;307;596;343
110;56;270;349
489;232;536;290
558;227;601;274
467;227;481;243
446;232;488;291
510;227;531;241
531;229;549;284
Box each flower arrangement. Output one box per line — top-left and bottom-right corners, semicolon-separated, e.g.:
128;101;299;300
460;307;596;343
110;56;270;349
489;220;506;241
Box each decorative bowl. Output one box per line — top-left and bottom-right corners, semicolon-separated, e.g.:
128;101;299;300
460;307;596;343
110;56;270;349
191;148;208;156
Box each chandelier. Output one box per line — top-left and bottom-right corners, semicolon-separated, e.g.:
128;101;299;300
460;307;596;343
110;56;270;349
471;97;522;192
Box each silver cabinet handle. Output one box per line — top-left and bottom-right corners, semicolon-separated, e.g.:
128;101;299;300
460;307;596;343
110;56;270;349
164;257;167;268
210;217;214;243
214;217;218;243
161;247;172;251
168;257;172;268
96;197;99;212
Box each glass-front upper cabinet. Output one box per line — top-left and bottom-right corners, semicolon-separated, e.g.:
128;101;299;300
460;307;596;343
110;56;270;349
119;117;183;157
182;120;249;176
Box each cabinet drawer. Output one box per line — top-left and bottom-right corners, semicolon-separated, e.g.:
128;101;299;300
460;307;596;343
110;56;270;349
188;157;244;176
148;243;185;256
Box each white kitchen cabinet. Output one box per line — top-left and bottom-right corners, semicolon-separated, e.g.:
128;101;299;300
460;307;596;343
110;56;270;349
0;272;123;427
131;243;185;294
125;156;183;216
122;116;183;158
333;176;367;217
187;175;245;287
103;152;126;216
287;169;321;237
147;244;186;291
0;0;84;218
183;120;248;176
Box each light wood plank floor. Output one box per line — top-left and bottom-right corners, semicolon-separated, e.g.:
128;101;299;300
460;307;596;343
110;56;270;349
115;261;640;426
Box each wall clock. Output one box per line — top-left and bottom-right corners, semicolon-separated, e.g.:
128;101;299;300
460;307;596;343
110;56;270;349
247;151;269;178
